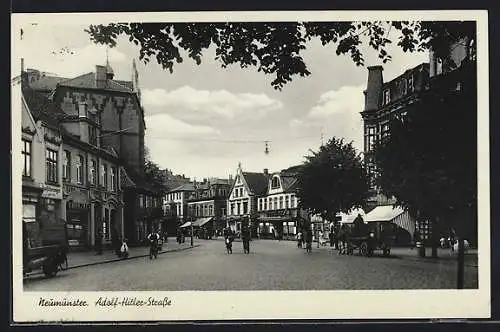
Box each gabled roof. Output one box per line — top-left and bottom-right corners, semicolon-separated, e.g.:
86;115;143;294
58;72;134;93
242;172;269;196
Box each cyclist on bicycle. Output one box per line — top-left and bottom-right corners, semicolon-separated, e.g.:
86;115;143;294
147;228;160;259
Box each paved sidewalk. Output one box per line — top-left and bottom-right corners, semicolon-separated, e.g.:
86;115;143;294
66;242;198;269
314;244;478;267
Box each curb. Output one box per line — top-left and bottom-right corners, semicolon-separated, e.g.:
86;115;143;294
66;244;200;270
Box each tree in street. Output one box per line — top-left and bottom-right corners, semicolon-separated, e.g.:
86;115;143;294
296;138;370;226
85;21;476;90
372;61;477;259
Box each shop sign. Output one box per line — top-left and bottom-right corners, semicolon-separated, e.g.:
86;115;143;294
41;185;62;199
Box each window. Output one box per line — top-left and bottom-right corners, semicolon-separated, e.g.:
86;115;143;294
101;164;108;189
23;203;37;223
381;123;390;139
76;155;84;184
258;199;262;211
230;203;235;215
273;197;278;210
279;196;283;209
366;126;376;151
89;159;97;185
22;139;31;177
46;149;58;183
63;150;71;181
237;203;241;215
291;195;295;208
110;167;116;191
243;202;248;214
209;205;213;216
408;75;414;92
383;89;391;105
285;196;289;209
264;198;268;211
271;176;280;189
89;126;98;146
221;207;226;216
138;194;144;208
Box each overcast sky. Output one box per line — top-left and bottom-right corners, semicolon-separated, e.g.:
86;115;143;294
17;23;428;180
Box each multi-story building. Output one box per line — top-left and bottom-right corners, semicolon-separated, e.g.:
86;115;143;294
256;166;310;240
22;66;125;251
61;133;123;250
227;163;269;235
26;59;163;245
360;37;476;244
186;178;231;236
19;75;64;249
164;183;195;234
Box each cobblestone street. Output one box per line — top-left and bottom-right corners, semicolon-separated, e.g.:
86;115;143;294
23;239;478;291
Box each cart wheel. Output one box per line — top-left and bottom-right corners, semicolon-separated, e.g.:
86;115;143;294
43;261;58;278
383;248;391;256
359;242;368;256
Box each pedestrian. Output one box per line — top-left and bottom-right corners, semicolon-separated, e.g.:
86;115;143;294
224;227;234;254
95;228;103;255
120;238;129;258
297;231;303;248
242;224;251;254
305;228;313;253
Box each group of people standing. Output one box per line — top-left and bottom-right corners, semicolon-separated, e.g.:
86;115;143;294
223;224;251;254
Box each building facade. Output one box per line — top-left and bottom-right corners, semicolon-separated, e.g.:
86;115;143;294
227;163;269;235
61;134;123;250
186;178;231;236
26;60;163;246
20;80;64;249
256;166;309;240
360;38;476;244
164;183;195;234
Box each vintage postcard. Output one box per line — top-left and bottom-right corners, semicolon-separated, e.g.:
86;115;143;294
11;10;490;322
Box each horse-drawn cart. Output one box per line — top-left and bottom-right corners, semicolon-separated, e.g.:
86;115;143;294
346;221;396;257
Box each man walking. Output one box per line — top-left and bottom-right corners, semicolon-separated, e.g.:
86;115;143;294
242;224;251;254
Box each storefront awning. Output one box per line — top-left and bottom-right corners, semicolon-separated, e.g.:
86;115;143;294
364;205;404;223
193;217;213;227
338;208;365;224
180;221;192;228
259;216;293;222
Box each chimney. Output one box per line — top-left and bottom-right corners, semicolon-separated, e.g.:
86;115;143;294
364;66;384;112
263;168;269;175
95;65;107;89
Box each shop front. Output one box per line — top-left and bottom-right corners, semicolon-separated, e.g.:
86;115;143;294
65;188;90;250
22;182;43;249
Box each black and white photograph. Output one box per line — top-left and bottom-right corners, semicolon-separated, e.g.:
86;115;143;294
11;10;490;322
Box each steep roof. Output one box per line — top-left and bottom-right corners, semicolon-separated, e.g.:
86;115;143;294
58;72;134;93
243;172;269;196
22;81;65;128
29;75;69;91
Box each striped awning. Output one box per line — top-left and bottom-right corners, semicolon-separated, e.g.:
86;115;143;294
364;205;404;223
180;221;192;228
192;217;213;227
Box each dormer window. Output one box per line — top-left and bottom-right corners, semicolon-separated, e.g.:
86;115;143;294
383;89;391;105
271;176;280;189
78;102;87;118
